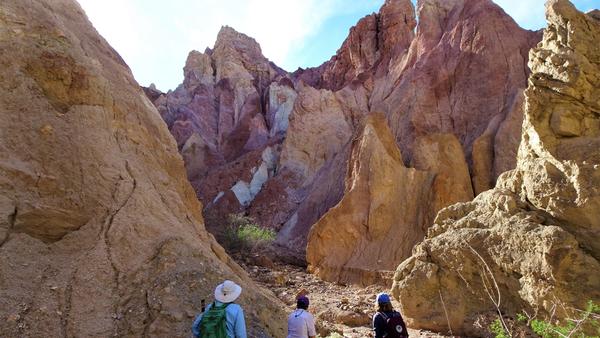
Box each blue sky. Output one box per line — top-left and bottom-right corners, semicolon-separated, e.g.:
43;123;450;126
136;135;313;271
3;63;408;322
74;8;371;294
77;0;598;91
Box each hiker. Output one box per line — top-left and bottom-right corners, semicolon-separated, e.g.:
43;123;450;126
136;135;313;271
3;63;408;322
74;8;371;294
192;280;247;338
372;292;408;338
287;295;317;338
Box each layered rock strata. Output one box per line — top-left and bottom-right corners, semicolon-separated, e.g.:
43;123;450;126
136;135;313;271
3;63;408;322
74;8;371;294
392;1;600;335
0;0;286;336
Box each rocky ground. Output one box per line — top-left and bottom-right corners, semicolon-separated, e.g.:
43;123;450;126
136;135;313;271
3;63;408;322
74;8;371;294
235;252;450;338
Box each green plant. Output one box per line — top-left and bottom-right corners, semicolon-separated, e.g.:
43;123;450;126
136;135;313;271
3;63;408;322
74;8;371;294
236;223;275;244
491;318;510;338
529;301;600;338
221;213;275;252
491;301;600;338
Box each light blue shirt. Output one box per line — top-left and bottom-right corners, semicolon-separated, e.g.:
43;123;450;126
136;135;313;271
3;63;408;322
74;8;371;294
192;301;247;338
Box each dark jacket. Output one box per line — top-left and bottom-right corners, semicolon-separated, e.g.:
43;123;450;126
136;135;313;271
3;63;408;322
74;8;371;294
372;310;408;338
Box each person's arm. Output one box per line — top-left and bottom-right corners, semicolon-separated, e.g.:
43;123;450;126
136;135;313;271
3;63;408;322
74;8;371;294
192;303;212;337
234;306;247;338
373;313;386;338
306;313;317;338
191;313;203;338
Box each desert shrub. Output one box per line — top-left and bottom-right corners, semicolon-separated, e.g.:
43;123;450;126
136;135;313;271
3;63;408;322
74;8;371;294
490;301;600;338
221;213;275;252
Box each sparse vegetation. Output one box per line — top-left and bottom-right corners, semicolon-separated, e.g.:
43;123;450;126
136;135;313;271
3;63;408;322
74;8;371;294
490;301;600;338
221;213;275;252
490;318;510;338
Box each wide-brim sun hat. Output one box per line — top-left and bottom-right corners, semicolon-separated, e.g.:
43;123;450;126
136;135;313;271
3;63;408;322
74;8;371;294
215;280;242;303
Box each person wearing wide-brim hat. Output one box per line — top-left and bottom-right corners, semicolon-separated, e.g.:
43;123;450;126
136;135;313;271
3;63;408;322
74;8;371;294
192;280;247;338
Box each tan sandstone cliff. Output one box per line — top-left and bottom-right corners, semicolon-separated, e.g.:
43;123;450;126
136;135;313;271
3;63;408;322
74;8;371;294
392;1;600;335
0;0;286;337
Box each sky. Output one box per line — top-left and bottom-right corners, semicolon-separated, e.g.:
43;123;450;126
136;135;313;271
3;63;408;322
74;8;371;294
77;0;599;91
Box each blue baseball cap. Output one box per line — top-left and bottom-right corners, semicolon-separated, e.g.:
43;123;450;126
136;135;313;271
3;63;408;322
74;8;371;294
376;292;391;304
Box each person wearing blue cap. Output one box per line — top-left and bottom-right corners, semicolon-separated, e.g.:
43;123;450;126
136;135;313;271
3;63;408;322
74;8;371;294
372;292;408;338
287;295;316;338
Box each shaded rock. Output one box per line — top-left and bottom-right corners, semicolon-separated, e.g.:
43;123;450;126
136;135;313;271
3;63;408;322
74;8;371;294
334;310;371;327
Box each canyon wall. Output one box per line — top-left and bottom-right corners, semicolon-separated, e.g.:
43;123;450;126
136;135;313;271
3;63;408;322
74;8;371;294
392;1;600;335
302;0;539;283
147;0;541;275
0;0;286;336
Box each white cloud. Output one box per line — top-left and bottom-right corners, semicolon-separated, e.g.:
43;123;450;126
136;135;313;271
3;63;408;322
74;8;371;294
76;0;345;91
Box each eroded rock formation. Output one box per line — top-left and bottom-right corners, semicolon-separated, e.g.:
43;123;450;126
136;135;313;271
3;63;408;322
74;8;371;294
392;1;600;335
298;0;539;282
146;0;540;270
306;115;477;286
0;0;286;336
306;114;435;285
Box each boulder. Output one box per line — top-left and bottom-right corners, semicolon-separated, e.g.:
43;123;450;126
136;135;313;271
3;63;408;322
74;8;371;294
306;114;435;286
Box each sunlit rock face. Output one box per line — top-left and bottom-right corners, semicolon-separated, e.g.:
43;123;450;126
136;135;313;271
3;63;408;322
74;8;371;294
289;0;539;269
0;1;287;337
147;0;539;266
392;1;600;335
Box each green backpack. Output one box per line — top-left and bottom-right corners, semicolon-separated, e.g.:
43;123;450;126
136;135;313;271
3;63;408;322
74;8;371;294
199;302;230;338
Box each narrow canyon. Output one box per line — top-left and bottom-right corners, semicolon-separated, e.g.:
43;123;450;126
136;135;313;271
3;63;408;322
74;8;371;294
1;0;599;337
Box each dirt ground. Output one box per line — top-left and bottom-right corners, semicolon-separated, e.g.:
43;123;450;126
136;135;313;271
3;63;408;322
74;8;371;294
236;253;450;338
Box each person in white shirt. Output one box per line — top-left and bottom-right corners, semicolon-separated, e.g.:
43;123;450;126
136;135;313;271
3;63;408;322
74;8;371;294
287;295;317;338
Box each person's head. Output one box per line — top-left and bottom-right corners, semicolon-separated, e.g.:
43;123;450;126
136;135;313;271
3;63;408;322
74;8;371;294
214;280;242;303
376;292;393;312
297;295;310;310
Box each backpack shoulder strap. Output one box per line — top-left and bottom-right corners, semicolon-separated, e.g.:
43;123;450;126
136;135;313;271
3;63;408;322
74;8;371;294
377;311;388;320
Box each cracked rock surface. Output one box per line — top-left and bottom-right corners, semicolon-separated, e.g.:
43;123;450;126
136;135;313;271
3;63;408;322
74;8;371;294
0;0;286;336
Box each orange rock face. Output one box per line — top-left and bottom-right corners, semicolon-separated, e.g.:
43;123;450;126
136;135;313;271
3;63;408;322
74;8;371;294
299;0;539;278
306;114;435;286
306;116;476;286
0;1;286;336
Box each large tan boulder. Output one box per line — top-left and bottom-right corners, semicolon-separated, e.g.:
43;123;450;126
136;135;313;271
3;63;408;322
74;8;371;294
411;133;474;214
392;1;600;335
306;114;434;286
306;116;475;286
0;0;286;336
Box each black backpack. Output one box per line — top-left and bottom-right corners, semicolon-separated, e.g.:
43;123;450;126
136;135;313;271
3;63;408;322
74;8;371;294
379;311;408;338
